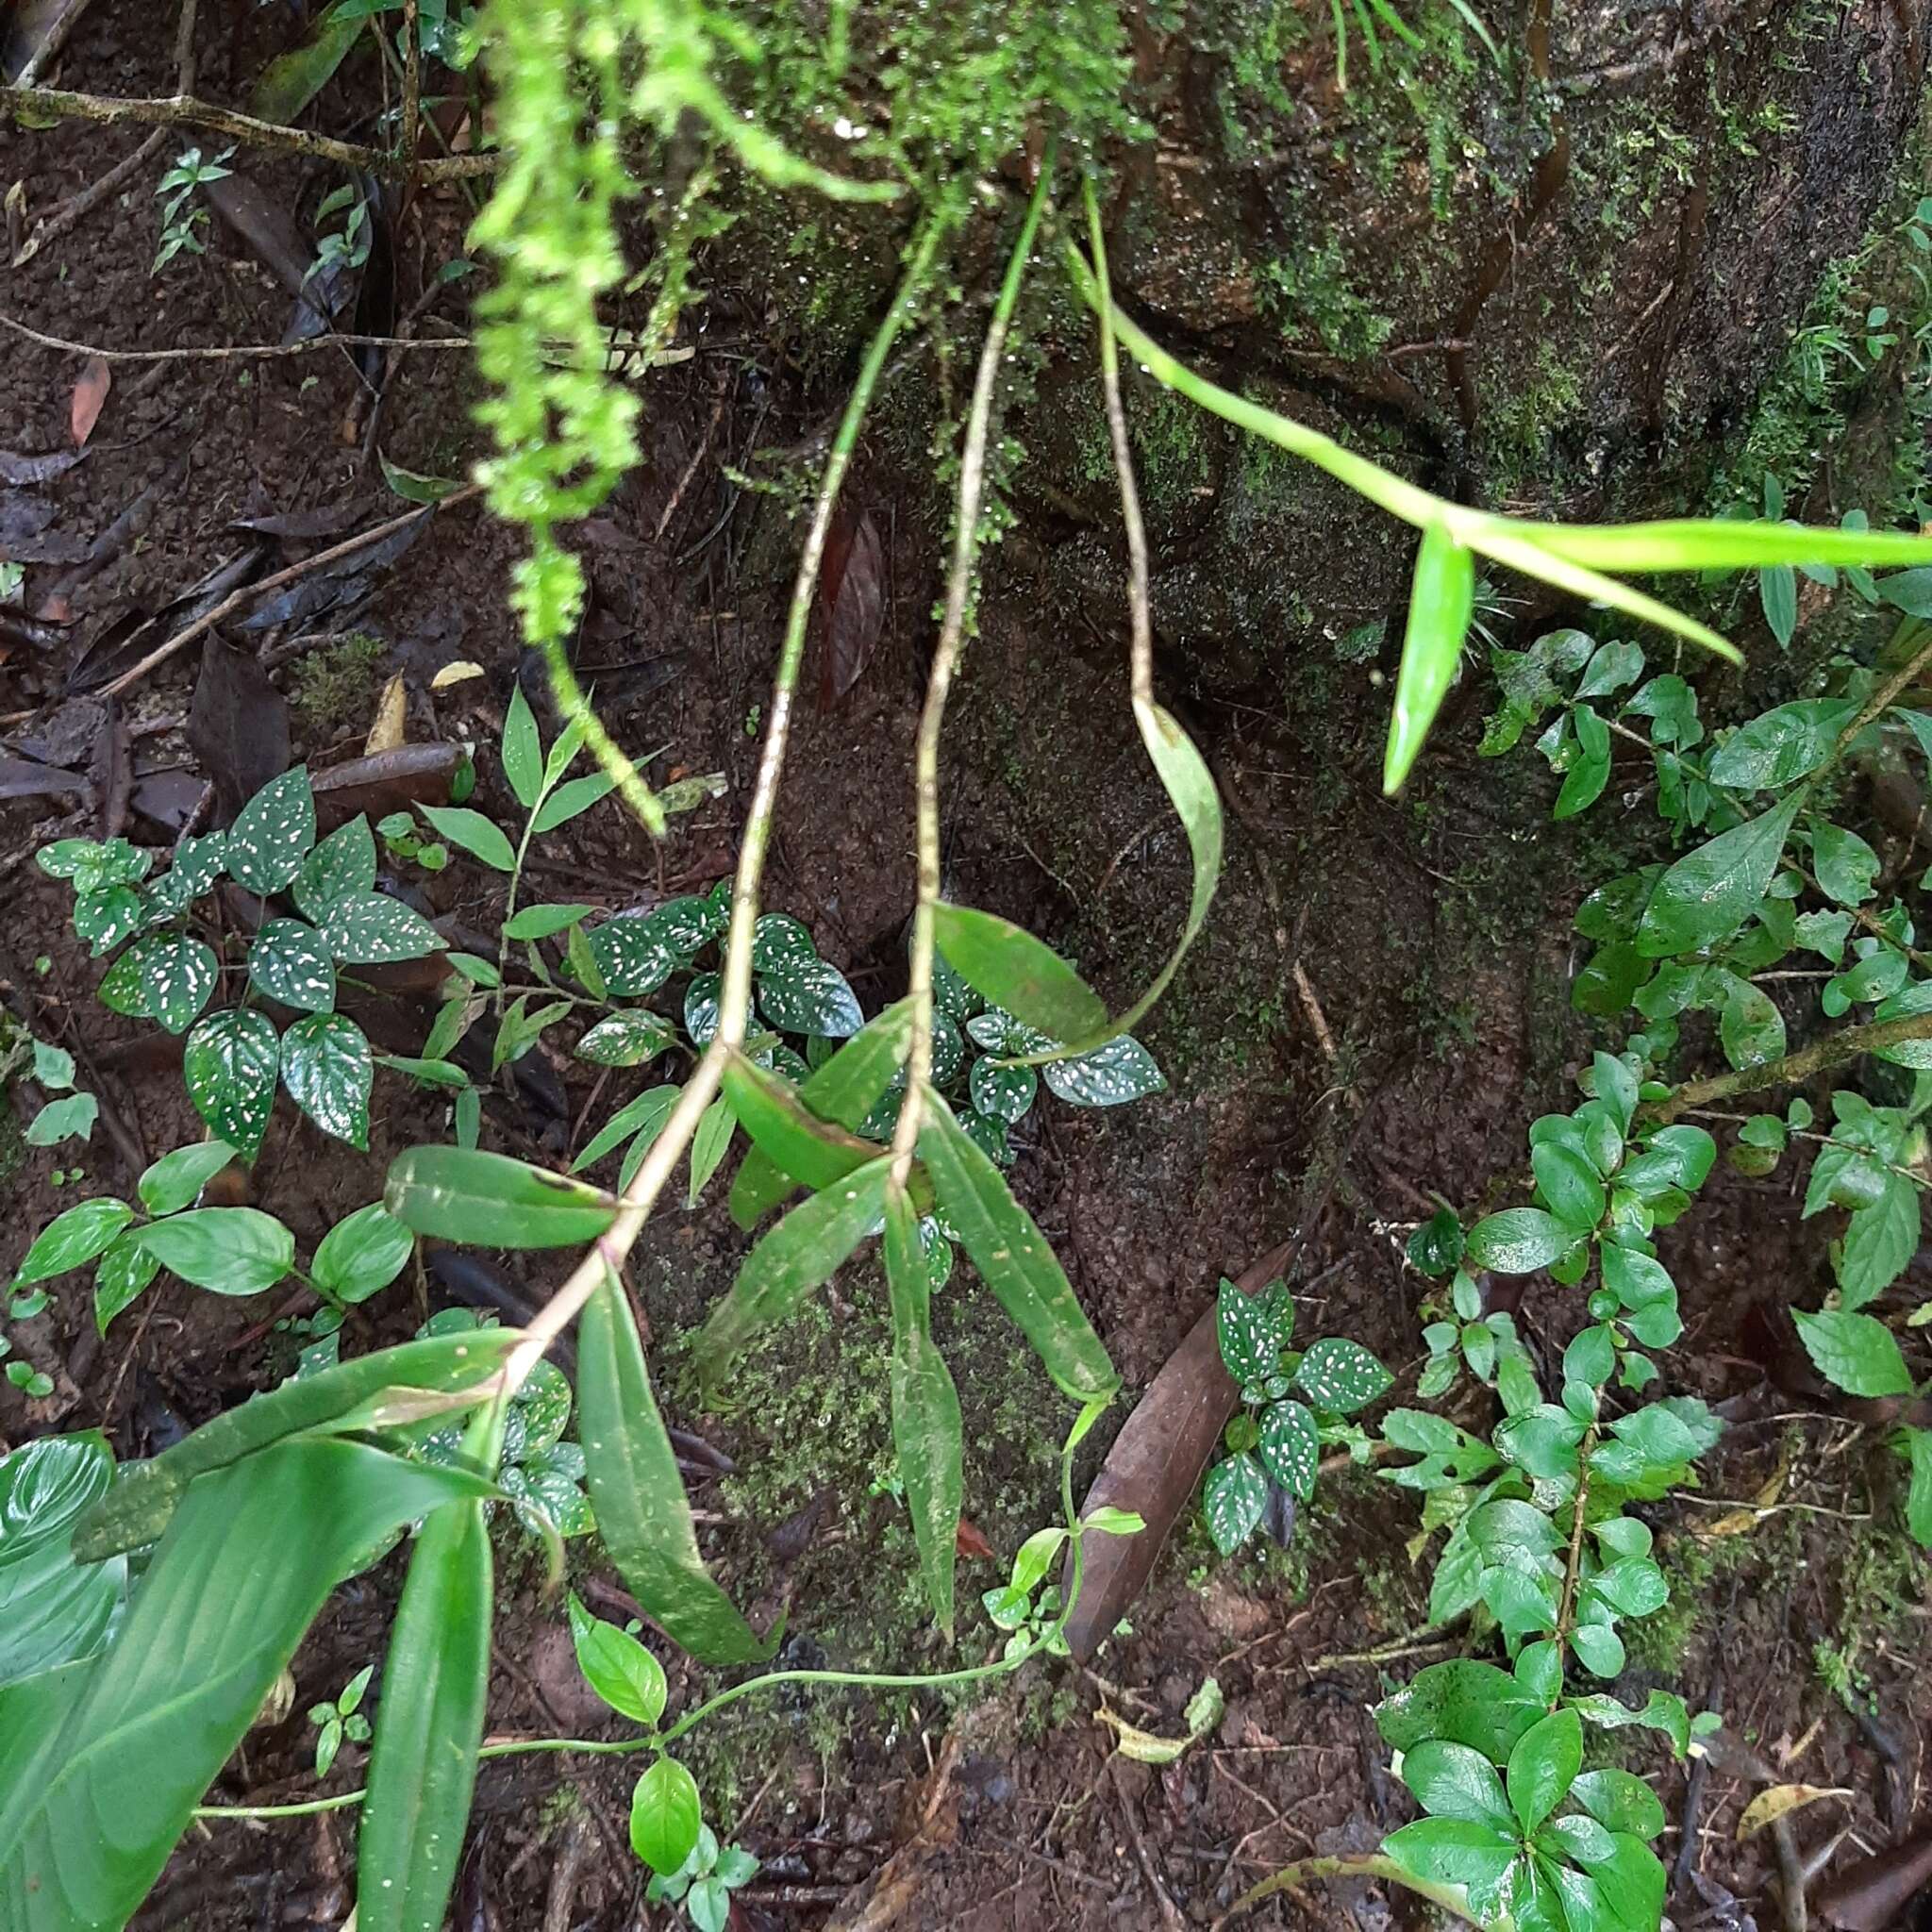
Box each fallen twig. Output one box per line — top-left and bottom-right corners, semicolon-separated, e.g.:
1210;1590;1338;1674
1109;1758;1187;1932
0;84;497;180
7;0;94;87
11;127;168;268
97;488;477;698
0;312;473;363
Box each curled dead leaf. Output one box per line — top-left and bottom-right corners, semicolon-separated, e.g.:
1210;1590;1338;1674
365;673;408;754
430;659;486;690
69;357;110;447
1737;1784;1853;1841
1099;1678;1224;1765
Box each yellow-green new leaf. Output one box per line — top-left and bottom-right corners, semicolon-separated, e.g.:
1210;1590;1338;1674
1385;524;1476;793
696;1158;893;1385
578;1279;777;1664
1516;517;1932;575
917;1088;1118;1402
884;1189;963;1635
357;1497;492;1932
932;904;1108;1043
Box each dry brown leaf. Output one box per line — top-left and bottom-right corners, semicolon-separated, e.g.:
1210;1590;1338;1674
429;659;485;690
954;1519;993;1561
1777;1715;1824;1771
364;673;408;755
1736;1783;1852;1841
70;357;110;446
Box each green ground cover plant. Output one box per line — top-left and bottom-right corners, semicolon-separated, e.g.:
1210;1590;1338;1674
6;4;1932;1928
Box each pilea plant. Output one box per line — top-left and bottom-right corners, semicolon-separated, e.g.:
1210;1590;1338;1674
1202;1275;1393;1554
16;6;1932;1929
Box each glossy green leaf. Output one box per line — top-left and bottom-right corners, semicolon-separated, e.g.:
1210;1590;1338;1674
917;1087;1118;1402
631;1757;702;1877
225;767;316;895
757;955;863;1038
1522;515;1932;575
0;1440;488;1932
576;1277;776;1664
249;0;366;122
1553;703;1612;820
722;1052;883;1194
688;1094;734;1206
695;1158;891;1381
0;1434;126;1690
1203;1452;1267;1554
138;1141;238;1218
419;805;515;873
584;918;677;997
13;1198;134;1287
92;1236;160;1334
1531;1141;1605;1232
1707;699;1857;791
729;1003;913;1228
883;1190;963;1633
73;1329;519;1562
1375;1659;1543;1763
292;815;377;922
932;903;1108;1043
1638;791;1806;957
357;1497;492;1932
566;1592;666;1724
134;1207;294;1296
386;1146;617;1248
1507;1708;1582;1833
502;683;542;810
1385;524;1476;793
183;1009;281;1158
1793;1308;1913;1396
1401;1740;1515;1833
311;1203;413;1305
574;1010;675;1067
1258;1399;1319;1500
1294;1338;1393;1414
320;892;445;964
135;935;217;1035
1465;1208;1573;1274
74;887;142;956
242;919;335;1015
1381;1817;1520;1899
1040;1034;1166;1106
532;773;616;834
503;903;593;941
281;1012;373;1149
1812;822;1882;908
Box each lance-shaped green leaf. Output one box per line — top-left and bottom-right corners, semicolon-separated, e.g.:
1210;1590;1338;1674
1511;515;1932;575
884;1188;963;1634
418;805;515;873
631;1757;702;1877
249;0;366;123
722;1052;886;1193
501;682;542;810
73;1329;521;1562
576;1278;776;1664
134;1207;294;1296
1385;523;1475;793
13;1198;134;1287
695;1158;891;1384
729;1001;911;1228
931;903;1108;1043
1638;791;1807;957
357;1495;492;1932
0;1439;491;1932
917;1087;1118;1402
385;1146;617;1248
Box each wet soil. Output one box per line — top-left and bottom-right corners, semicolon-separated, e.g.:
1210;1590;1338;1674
1;7;1928;1932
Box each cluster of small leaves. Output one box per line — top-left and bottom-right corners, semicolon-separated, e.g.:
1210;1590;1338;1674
1407;1209;1537;1401
152;144;232;275
7;1032;98;1151
1379;1667;1684;1932
416;1308;592;1541
1202;1277;1392;1555
308;1664;374;1777
41;769;443;1158
564;1591;755;1915
982;1503;1142;1655
9;1141;411;1339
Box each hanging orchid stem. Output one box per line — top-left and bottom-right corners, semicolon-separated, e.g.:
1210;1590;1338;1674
194;1393;1096;1824
891;166;1054;1185
500;212;946;1400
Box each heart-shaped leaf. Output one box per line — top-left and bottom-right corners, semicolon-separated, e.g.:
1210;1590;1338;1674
183;1008;280;1156
281;1013;373;1149
1041;1035;1164;1108
248;920;337;1014
225;767;316;894
758;957;862;1038
321;893;443;964
292;816;376;921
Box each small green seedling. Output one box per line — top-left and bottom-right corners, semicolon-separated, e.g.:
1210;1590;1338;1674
644;1826;759;1932
309;1665;374;1777
153;145;233;274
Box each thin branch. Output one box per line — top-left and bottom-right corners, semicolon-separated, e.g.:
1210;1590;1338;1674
173;0;197;94
1648;1007;1932;1124
10;0;93;87
1215;1853;1479;1931
98;488;476;698
891;170;1053;1183
499;215;947;1400
10;127;168;269
1554;1423;1598;1647
1830;624;1932;768
0;84;497;181
401;0;421;182
0;312;471;362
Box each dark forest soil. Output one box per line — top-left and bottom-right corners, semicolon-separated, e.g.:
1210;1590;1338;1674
2;7;1929;1931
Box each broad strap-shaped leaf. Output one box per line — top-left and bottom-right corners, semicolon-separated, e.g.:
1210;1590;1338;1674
722;1052;886;1194
931;903;1108;1043
0;1434;127;1690
916;1087;1118;1402
357;1496;492;1932
576;1278;777;1664
694;1158;892;1383
0;1440;490;1932
1385;522;1476;793
883;1189;963;1635
73;1329;520;1562
385;1146;617;1248
729;1001;912;1229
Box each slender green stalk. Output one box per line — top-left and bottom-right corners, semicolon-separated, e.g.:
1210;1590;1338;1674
889;167;1053;1181
195;1398;1098;1826
498;212;945;1400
